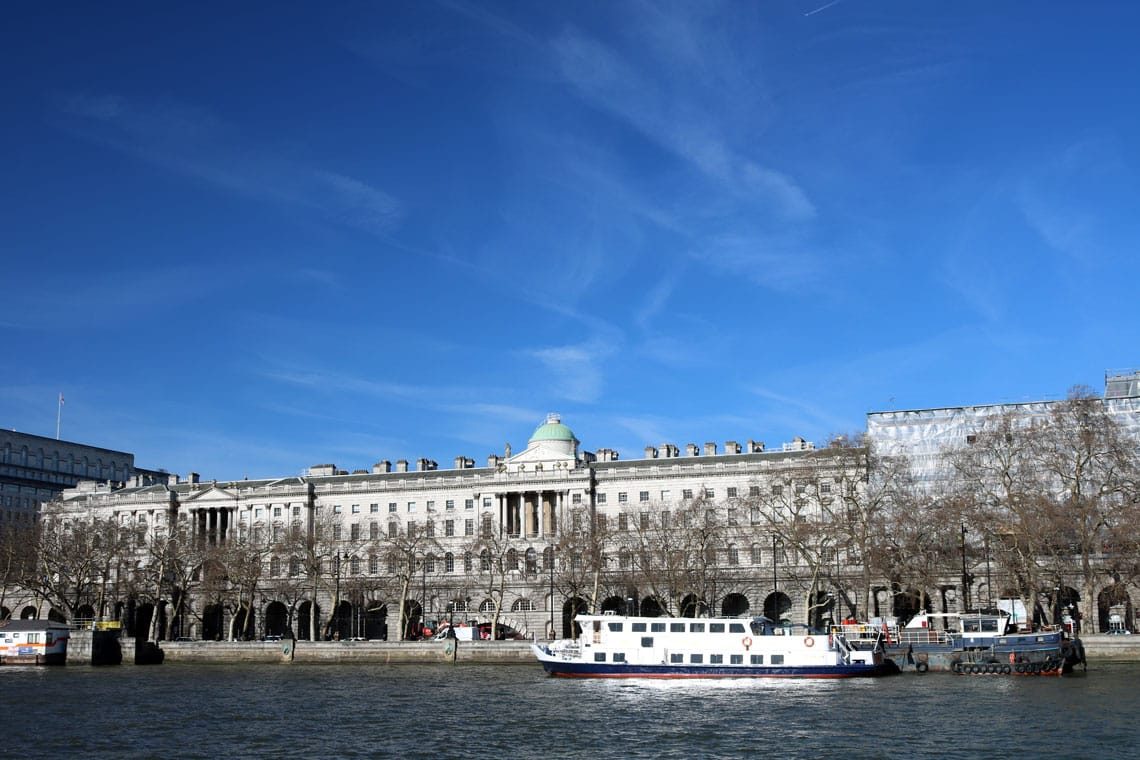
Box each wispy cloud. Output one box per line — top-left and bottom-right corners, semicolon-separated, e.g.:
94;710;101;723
51;93;403;236
527;340;616;403
550;25;815;221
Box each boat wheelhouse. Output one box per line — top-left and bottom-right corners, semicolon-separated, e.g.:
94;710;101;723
533;613;897;679
0;619;70;665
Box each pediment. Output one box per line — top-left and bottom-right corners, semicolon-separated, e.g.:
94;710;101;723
183;486;238;504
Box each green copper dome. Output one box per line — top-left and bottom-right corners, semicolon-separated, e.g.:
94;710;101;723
529;413;578;443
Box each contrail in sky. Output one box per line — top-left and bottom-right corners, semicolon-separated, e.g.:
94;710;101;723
804;0;842;16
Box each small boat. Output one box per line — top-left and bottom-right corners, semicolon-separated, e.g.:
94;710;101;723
0;619;70;665
834;612;1083;676
532;613;898;679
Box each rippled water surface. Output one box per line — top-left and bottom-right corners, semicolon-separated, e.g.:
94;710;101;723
3;661;1136;758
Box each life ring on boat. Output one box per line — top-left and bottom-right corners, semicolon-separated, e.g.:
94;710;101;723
804;636;815;648
915;661;928;674
742;636;753;650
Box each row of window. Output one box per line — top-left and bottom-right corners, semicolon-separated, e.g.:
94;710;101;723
607;621;749;634
594;651;785;665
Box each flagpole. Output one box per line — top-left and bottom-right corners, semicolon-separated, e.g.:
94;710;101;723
56;393;63;440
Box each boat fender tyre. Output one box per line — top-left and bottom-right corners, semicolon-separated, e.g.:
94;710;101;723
1031;663;1041;674
804;636;814;648
968;664;978;674
987;664;997;674
1002;665;1012;675
915;661;928;674
1014;663;1025;674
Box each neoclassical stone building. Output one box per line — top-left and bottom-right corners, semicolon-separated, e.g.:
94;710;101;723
39;415;864;641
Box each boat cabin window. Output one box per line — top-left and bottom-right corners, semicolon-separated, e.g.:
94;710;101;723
607;622;623;632
594;652;606;662
613;653;626;662
771;654;784;665
751;654;764;664
670;623;685;632
651;623;666;632
731;654;743;665
632;623;647;632
729;623;746;634
710;654;723;664
709;623;725;633
691;654;703;663
671;653;683;663
690;623;705;633
641;637;653;647
45;633;54;645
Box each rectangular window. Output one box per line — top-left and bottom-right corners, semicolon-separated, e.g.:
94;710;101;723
730;654;743;665
572;493;582;504
255;508;263;518
596;514;606;532
631;623;646;632
618;513;628;531
292;505;301;518
388;502;397;513
407;521;416;538
729;623;746;633
369;522;379;539
660;489;671;501
641;637;654;648
670;653;684;663
639;491;649;502
595;652;606;662
350;524;360;540
273;506;282;518
387;523;398;540
749;486;760;497
426;521;435;538
370;503;379;513
820;482;832;494
727;487;737;498
465;499;474;510
670;623;685;633
427;500;435;512
613;653;626;663
407;502;416;513
333;525;342;540
464;519;474;536
483;497;492;508
445;499;455;511
445;520;455;537
351;504;360;514
751;654;764;665
690;623;705;633
710;654;723;664
690;654;703;664
597;493;607;504
771;654;784;665
704;488;714;498
639;512;649;530
771;485;783;496
618;492;628;503
651;623;665;632
709;623;725;633
682;489;693;500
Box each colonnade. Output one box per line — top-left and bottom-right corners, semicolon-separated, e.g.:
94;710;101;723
496;490;564;538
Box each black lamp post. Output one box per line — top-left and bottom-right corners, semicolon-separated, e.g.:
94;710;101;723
772;535;779;620
960;524;973;613
333;553;342;640
548;546;558;639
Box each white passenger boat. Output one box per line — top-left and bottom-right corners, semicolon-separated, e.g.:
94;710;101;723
532;613;898;679
0;619;70;665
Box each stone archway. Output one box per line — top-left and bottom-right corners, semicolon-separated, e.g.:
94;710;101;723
331;600;352;640
1051;586;1081;630
264;601;289;638
1098;584;1133;633
231;605;256;640
202;604;225;641
20;605;37;619
562;597;588;638
721;593;750;618
600;596;625;614
763;592;791;622
892;588;929;625
680;594;708;618
0;605;10;620
641;596;667;617
364;602;387;641
297;601;321;640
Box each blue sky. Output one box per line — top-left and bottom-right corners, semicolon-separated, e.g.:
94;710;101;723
3;2;1138;479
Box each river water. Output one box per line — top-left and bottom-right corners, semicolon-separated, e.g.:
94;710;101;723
3;661;1135;758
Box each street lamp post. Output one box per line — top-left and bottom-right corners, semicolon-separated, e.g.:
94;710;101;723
333;553;342;641
548;546;558;639
960;524;973;613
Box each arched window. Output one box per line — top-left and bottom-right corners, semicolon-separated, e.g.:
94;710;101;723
270;557;281;577
619;548;631;570
479;598;496;612
751;544;763;565
445;552;455;573
480;549;490;571
463;551;472;572
511;598;535;612
525;547;537;574
506;548;518;571
727;544;739;565
425;553;436;573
